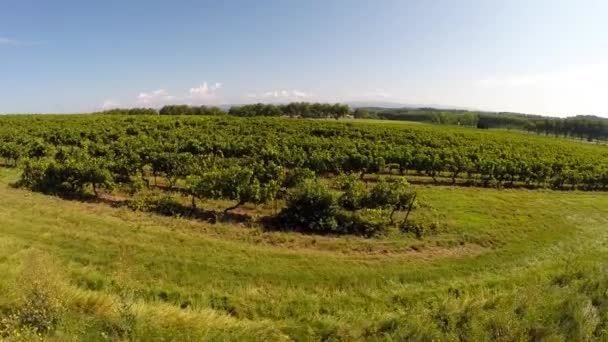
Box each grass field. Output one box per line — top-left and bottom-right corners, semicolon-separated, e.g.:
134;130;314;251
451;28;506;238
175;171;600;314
1;166;608;340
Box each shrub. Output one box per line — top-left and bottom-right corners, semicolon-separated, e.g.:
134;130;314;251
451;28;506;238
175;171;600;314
277;177;417;237
19;157;113;196
277;179;339;234
337;173;368;210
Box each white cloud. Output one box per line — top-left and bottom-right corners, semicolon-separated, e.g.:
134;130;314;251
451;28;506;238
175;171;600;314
101;100;120;110
189;82;222;100
0;37;42;46
134;82;222;106
136;89;176;105
246;89;313;102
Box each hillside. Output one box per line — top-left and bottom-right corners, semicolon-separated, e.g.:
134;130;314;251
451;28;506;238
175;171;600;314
1;167;608;340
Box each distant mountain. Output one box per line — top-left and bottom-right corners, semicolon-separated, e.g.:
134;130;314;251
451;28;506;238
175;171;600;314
344;101;476;111
344;101;412;109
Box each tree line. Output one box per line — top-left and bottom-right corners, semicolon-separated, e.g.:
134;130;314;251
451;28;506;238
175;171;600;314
359;107;608;141
101;102;351;119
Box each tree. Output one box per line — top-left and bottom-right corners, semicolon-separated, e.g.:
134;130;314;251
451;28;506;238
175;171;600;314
332;103;350;119
101;108;157;115
353;108;370;119
159;105;191;115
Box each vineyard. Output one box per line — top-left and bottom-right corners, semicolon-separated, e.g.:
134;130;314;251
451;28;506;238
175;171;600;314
1;114;608;340
0;114;606;235
0;114;605;235
1;115;607;191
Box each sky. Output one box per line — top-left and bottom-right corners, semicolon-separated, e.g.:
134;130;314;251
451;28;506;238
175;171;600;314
1;0;607;117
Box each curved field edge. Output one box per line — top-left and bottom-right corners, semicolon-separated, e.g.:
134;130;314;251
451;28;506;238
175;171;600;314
1;168;608;340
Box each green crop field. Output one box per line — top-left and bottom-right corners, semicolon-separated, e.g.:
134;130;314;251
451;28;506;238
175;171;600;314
1;115;608;340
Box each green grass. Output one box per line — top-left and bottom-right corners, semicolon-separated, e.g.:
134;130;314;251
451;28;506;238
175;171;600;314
1;167;608;340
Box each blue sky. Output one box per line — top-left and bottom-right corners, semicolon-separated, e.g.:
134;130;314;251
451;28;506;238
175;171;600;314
1;0;607;116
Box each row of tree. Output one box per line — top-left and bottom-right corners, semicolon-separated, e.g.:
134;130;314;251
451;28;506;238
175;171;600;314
229;102;350;119
101;102;351;119
6;145;607;193
523;116;608;141
17;146;418;236
3;145;607;192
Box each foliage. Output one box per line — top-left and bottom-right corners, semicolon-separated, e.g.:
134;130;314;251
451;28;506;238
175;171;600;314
20;156;113;196
277;178;395;236
229;102;350;119
2;115;606;192
282;167;316;188
100;107;158;115
0;142;22;166
187;164;283;212
150;152;195;189
337;173;368;210
159;105;225;116
339;175;418;226
4;113;605;222
367;178;418;225
277;179;340;234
